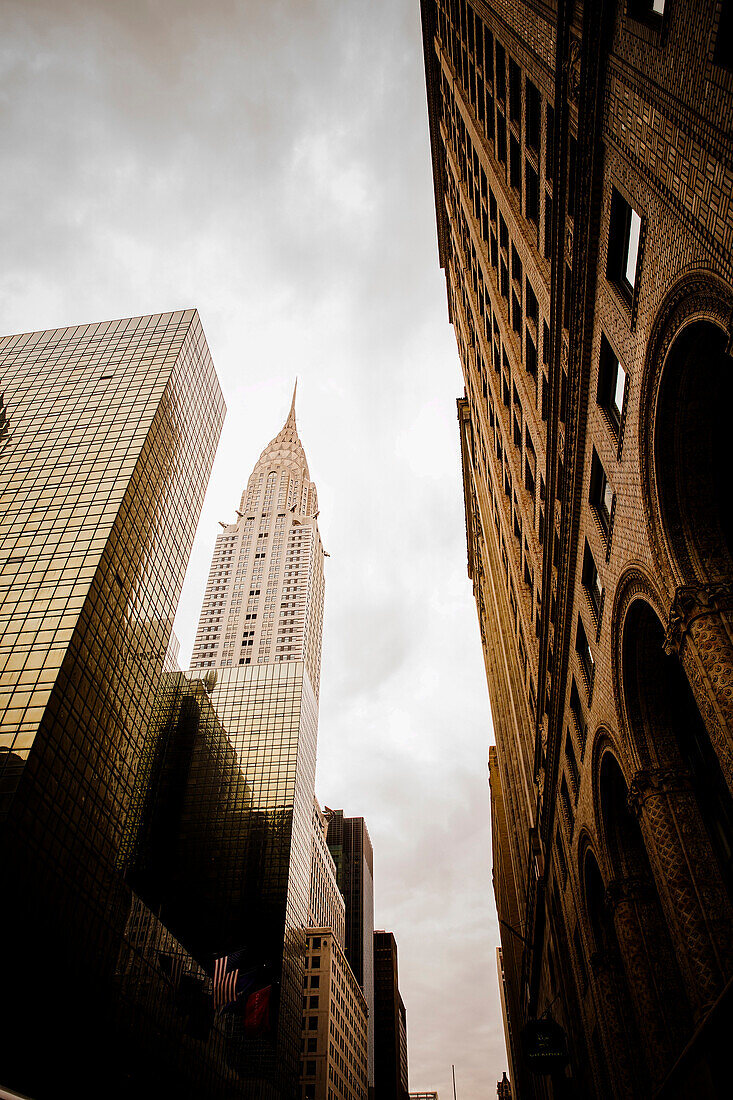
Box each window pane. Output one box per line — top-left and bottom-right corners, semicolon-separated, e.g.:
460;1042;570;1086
613;361;627;420
625;208;642;287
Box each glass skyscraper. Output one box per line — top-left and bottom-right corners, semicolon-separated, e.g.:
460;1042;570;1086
0;310;227;1099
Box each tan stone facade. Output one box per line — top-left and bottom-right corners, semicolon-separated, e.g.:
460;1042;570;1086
300;928;369;1100
422;1;733;1096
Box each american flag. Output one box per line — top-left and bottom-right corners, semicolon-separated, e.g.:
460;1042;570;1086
213;952;241;1010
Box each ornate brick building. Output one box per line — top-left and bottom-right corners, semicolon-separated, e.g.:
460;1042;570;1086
421;1;733;1096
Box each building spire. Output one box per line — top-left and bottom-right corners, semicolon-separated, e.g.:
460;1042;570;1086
250;378;308;478
286;378;297;429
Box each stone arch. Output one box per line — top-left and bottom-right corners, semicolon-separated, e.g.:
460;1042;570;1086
588;725;634;835
621;597;733;899
639;269;733;591
597;750;692;1067
616;592;733;1014
578;845;647;1098
637;273;733;797
610;566;670;768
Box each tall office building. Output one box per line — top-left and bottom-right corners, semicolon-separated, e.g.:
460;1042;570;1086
185;391;328;1097
422;1;733;1096
0;310;226;1098
190;383;325;692
325;809;376;1091
373;931;409;1100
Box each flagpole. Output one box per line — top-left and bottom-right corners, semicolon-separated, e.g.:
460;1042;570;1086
452;1064;457;1100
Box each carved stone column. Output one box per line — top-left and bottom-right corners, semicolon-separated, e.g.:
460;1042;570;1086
589;948;646;1099
628;767;733;1016
606;876;691;1084
664;582;733;795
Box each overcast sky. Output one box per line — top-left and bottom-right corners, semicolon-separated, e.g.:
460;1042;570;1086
2;1;505;1093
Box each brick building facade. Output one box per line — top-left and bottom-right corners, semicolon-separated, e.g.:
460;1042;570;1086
421;1;733;1096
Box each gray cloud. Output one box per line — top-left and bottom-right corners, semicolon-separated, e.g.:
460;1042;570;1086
1;1;505;1094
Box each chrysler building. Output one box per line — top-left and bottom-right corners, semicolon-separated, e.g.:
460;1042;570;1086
190;384;325;694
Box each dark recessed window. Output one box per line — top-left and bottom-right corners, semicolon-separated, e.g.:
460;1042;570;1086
497;112;507;164
526;162;540;226
597;334;627;430
511;245;522;284
582;540;602;618
499;215;509;252
526;331;537;377
576;615;594;683
526;79;540;151
714;1;733;69
484;26;494;83
526;279;538;327
608;187;642;297
589;449;614;535
512;292;522;335
569;677;586;744
484;89;495;139
496;43;506;101
510;135;521;191
628;0;666;23
508;57;521;123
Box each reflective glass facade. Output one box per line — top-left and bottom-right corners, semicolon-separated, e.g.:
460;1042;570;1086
0;311;228;1098
206;662;320;1096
